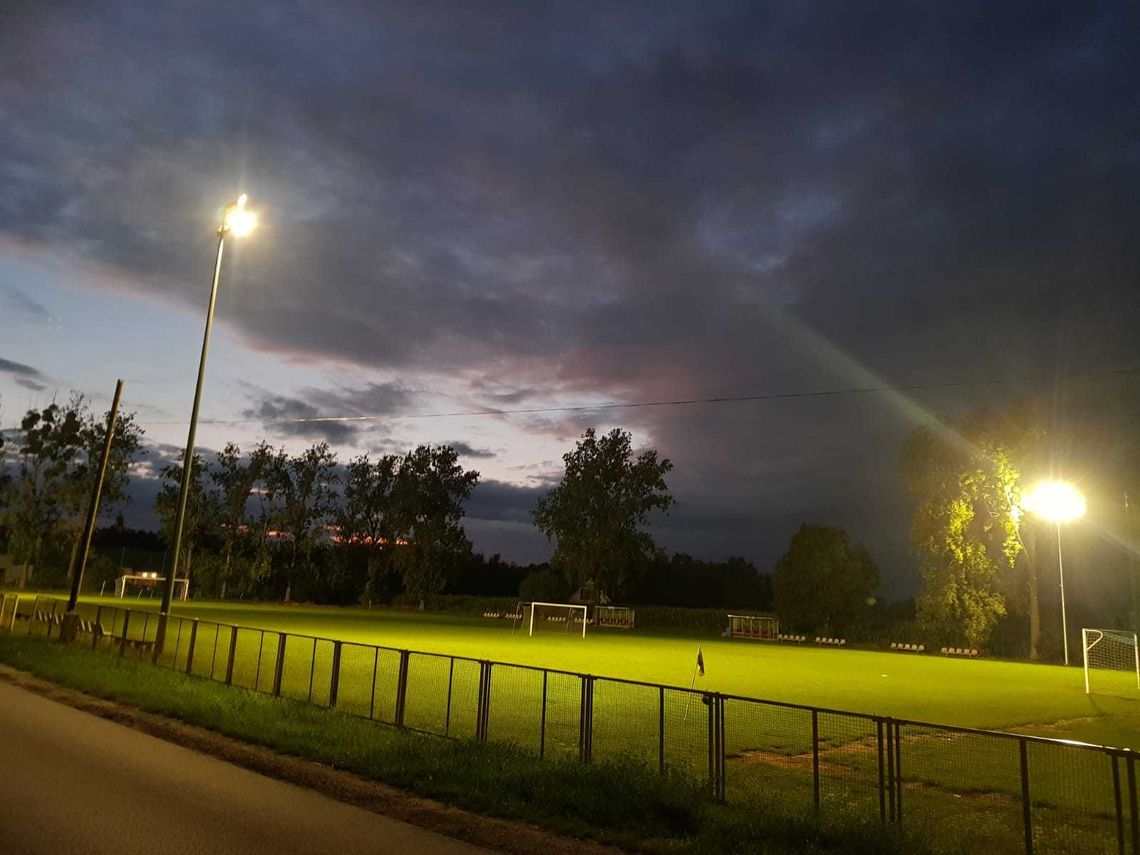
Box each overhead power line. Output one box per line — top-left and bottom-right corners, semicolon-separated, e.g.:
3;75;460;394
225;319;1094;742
137;363;1140;428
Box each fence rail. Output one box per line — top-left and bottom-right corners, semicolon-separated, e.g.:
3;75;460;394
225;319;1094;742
0;592;1135;854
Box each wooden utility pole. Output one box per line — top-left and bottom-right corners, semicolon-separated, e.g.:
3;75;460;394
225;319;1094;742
63;379;124;633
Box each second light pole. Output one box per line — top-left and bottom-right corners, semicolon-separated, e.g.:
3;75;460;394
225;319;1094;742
156;195;257;653
1022;480;1086;666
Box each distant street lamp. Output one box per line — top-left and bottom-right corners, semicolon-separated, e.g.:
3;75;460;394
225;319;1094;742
1022;480;1087;666
157;195;257;650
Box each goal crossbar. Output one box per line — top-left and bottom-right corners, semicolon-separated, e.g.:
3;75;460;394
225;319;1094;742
115;574;190;601
527;602;587;638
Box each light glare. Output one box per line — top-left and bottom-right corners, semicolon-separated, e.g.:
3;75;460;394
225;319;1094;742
1022;481;1086;523
223;196;258;237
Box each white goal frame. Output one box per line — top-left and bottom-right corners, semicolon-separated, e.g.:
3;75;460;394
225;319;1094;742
526;602;588;638
1083;628;1140;695
114;573;190;601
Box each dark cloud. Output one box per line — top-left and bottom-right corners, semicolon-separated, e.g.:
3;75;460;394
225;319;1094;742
0;356;47;391
445;441;496;460
3;3;1139;590
241;382;412;444
242;394;360;444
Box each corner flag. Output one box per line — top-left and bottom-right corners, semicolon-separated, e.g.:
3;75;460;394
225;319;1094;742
696;646;705;677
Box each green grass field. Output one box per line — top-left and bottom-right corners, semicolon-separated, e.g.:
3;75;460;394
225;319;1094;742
78;595;1140;749
7;592;1138;854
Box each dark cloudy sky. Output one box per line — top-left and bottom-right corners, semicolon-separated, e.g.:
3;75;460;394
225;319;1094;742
2;2;1138;595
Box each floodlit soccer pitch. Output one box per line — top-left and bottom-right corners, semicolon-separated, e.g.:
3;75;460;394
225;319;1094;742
88;595;1140;751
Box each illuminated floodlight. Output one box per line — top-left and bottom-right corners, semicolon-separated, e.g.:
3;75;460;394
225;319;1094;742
1023;481;1086;523
222;193;258;237
1022;479;1086;666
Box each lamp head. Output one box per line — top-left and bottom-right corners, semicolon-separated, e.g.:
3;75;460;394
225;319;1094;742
221;194;258;237
1022;480;1086;523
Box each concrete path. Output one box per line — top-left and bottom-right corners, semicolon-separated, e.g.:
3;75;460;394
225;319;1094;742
0;680;491;854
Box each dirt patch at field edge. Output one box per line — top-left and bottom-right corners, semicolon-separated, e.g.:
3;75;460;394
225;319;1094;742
0;664;624;855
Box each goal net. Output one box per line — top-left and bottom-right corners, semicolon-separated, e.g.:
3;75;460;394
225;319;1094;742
521;602;588;638
1083;628;1140;695
595;605;635;629
114;573;190;601
728;614;779;640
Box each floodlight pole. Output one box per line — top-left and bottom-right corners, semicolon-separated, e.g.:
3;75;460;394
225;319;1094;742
1056;522;1069;666
155;228;226;654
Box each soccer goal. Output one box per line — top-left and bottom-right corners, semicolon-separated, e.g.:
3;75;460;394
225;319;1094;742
114;573;190;601
595;605;635;629
523;602;588;638
728;614;779;640
1083;628;1140;695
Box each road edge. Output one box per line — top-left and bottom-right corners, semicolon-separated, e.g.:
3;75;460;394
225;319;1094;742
0;664;625;855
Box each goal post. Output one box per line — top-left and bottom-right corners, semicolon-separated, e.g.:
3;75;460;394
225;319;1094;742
1083;628;1140;695
115;573;190;601
526;602;588;638
727;614;779;640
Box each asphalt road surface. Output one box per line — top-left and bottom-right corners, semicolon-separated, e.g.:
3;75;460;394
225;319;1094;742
0;680;491;854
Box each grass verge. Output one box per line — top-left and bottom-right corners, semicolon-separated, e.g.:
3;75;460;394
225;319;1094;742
0;633;929;854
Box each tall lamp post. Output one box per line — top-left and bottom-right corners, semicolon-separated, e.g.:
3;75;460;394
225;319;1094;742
156;195;257;652
1022;480;1086;666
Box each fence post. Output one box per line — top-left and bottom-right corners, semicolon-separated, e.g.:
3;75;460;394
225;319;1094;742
886;718;896;822
394;650;410;727
329;641;343;707
877;719;887;825
539;670;548;758
717;695;726;802
185;619;199;674
1112;754;1125;855
224;627;239;685
8;595;17;633
579;675;594;762
658;685;666;774
476;661;492;741
894;721;903;825
272;632;287;696
92;606;103;651
1128;751;1138;855
706;693;716;795
812;709;821;812
444;657;455;736
1020;738;1033;855
118;610;131;657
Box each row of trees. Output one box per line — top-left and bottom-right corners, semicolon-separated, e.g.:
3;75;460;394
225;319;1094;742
154;442;479;606
5;393;1125;656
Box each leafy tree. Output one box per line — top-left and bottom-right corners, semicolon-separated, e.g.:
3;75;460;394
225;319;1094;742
336;453;400;604
901;405;1038;650
772;524;879;635
246;442;287;596
1;395;142;579
271;442;339;602
154;452;217;589
391;445;479;608
209;443;268;598
533;428;673;602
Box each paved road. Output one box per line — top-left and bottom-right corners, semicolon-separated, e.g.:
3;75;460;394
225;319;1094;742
0;681;490;854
